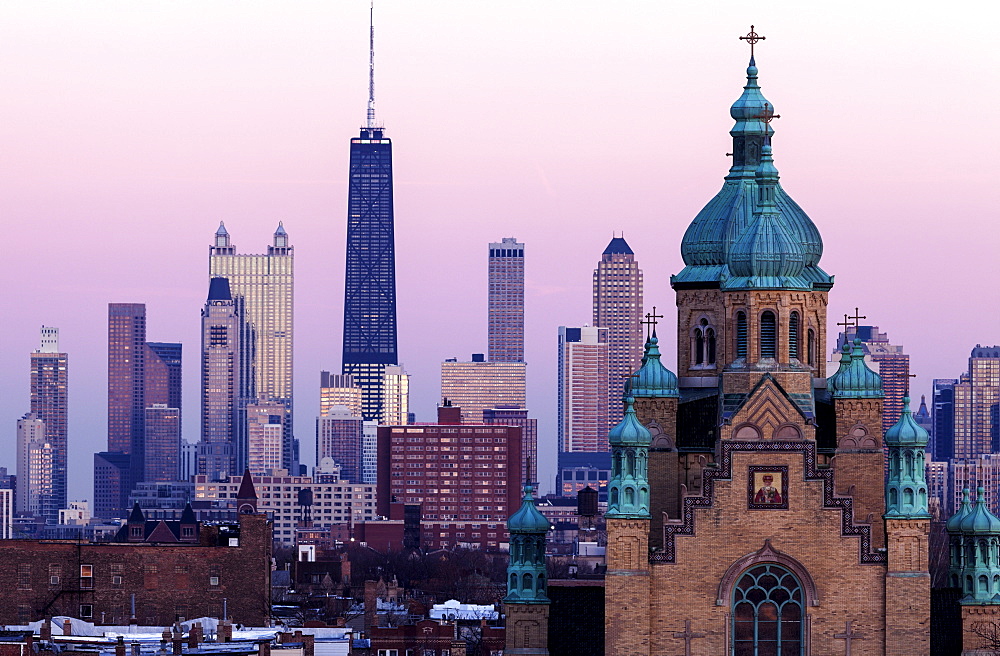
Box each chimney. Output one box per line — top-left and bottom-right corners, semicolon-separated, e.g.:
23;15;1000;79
437;403;462;425
303;634;315;656
172;638;183;655
62;619;72;636
40;618;52;642
115;637;126;656
364;580;377;635
257;642;270;656
220;622;233;643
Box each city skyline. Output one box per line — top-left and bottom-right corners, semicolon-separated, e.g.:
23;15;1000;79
0;3;997;500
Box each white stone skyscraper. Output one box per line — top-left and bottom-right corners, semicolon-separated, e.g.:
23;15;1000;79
488;237;524;363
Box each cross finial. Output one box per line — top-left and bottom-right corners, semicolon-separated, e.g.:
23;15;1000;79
739;25;765;60
641;306;664;340
848;307;867;327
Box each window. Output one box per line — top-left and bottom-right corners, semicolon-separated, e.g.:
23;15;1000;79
732;564;803;656
759;311;777;359
736;312;748;358
807;329;815;366
210;576;220;586
112;575;123;586
80;564;93;589
80;604;93;619
788;312;800;360
17;564;31;590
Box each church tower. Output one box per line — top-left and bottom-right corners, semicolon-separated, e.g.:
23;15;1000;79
946;486;1000;653
504;484;550;655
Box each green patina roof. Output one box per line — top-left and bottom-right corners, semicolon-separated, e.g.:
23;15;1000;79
628;334;679;398
957;487;1000;535
828;339;883;399
884;396;929;446
947;488;973;533
507;484;550;534
608;397;652;447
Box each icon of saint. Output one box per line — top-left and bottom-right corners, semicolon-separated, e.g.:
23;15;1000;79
754;474;783;504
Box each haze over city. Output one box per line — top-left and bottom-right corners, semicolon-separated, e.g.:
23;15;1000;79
1;0;997;500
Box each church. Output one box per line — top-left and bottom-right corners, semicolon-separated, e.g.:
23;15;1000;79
504;30;944;656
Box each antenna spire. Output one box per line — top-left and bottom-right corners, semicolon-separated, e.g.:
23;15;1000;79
366;1;376;129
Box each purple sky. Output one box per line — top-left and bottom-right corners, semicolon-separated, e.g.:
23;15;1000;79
1;2;997;500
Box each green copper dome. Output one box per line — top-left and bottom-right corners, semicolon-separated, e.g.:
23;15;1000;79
884;396;929;446
608;397;652;446
947;488;974;533
828;339;883;399
507;484;551;534
673;57;832;291
628;335;679;398
958;487;1000;535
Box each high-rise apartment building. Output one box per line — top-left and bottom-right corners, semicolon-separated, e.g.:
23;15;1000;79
557;326;610;453
316;405;364;483
246;401;287;474
107;303;147;478
952;345;1000;458
342;13;398;423
381;365;410;425
593;237;643;430
29;326;68;523
440;355;527;424
143;404;180;482
146;342;182;416
16;413;52;517
932;378;958;461
320;371;362;418
837;324;910;435
483;407;538;485
209;223;295;471
199;277;243;480
488;238;524;363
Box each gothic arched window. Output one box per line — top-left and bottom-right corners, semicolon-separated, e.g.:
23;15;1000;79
788;312;800;361
695;327;705;365
732;564;803;656
693;318;717;368
707;328;717;365
760;311;777;359
807;329;816;366
736;312;748;359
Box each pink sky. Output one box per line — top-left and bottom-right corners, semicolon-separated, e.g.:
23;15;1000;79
1;1;997;499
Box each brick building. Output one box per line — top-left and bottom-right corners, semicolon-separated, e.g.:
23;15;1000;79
377;404;522;551
0;511;271;626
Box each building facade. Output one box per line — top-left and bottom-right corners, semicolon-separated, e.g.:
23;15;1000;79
246;401;287;475
488;237;525;363
319;371;362;418
316;406;364;483
381;365;410;425
837;324;910;436
931;377;958;461
483;407;538;490
952;345;1000;459
441;356;527;424
209;223;295;472
16;413;54;519
29;326;68;523
199;277;243;480
143;404;180;482
557;326;609;454
593;237;643;432
106;303;147;500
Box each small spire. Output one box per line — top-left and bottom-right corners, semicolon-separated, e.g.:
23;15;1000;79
366;1;376;129
215;221;228;236
739;25;765;62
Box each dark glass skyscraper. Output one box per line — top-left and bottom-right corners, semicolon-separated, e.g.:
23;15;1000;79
342;11;397;422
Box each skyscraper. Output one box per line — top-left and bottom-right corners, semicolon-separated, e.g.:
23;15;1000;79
316;405;364;483
146;342;182;417
557;326;610;453
952;345;1000;458
593;237;643;430
16;413;51;518
199;277;243;480
488;238;524;363
209;223;295;471
107;303;147;476
246;401;286;474
143;404;180;482
836;324;910;435
440;355;527;424
320;371;362;418
931;377;958;461
381;365;410;425
342;7;398;422
29;326;68;523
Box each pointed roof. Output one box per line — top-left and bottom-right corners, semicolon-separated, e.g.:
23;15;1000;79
958;487;1000;535
884;397;929;446
128;502;145;523
237;468;258;500
608;397;652;446
215;221;228;236
146;520;180;543
179;503;197;524
507;484;550;534
207;277;232;302
603;237;633;256
274;221;287;236
828;339;883;399
947;488;973;533
628;335;679;398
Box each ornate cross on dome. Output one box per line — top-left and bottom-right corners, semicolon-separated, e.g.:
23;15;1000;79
673;620;705;656
739;25;766;58
848;307;867;326
834;620;864;655
642;306;663;339
754;102;780;124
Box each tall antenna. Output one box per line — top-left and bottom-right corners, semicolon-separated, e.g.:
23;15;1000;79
366;1;376;129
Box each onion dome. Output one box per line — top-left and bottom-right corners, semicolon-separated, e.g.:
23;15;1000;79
828;339;883;399
608;397;652;447
959;487;1000;535
628;334;679;398
947;488;974;533
884;396;929;447
507;484;550;534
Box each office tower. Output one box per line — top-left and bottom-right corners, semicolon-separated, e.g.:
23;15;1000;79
342;9;398;423
593;237;643;430
16;413;53;517
29;326;68;522
362;420;378;484
488;238;525;362
376;404;523;550
931;378;958;461
143;404;180;482
146;342;182;415
952;345;1000;458
93;452;132;518
381;365;410;425
316;406;364;483
0;488;11;539
483;407;538;484
209;224;295;471
948;455;1000;516
440;355;527;424
557;326;609;453
320;371;362;418
246;401;287;474
837;324;910;435
199;277;243;480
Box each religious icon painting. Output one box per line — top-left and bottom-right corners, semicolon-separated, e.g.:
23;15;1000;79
748;465;788;510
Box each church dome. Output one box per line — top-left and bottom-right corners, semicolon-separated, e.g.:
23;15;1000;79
828;339;883;399
883;397;929;446
608;397;652;447
947;488;973;534
507;485;550;534
958;487;1000;535
628;335;679;398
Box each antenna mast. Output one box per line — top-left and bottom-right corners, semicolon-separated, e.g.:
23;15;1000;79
366;1;376;129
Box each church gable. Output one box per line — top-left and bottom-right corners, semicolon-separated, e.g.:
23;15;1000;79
722;374;814;440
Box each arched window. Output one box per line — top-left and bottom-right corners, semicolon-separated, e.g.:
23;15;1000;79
807;329;815;366
732;564;803;655
707;328;717;365
695;328;705;365
788;312;800;361
736;312;748;359
760;311;777;359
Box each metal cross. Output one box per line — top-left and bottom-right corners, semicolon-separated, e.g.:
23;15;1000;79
642;306;664;339
754;102;780;124
847;307;867;327
739;25;766;58
673;620;705;656
834;620;864;656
